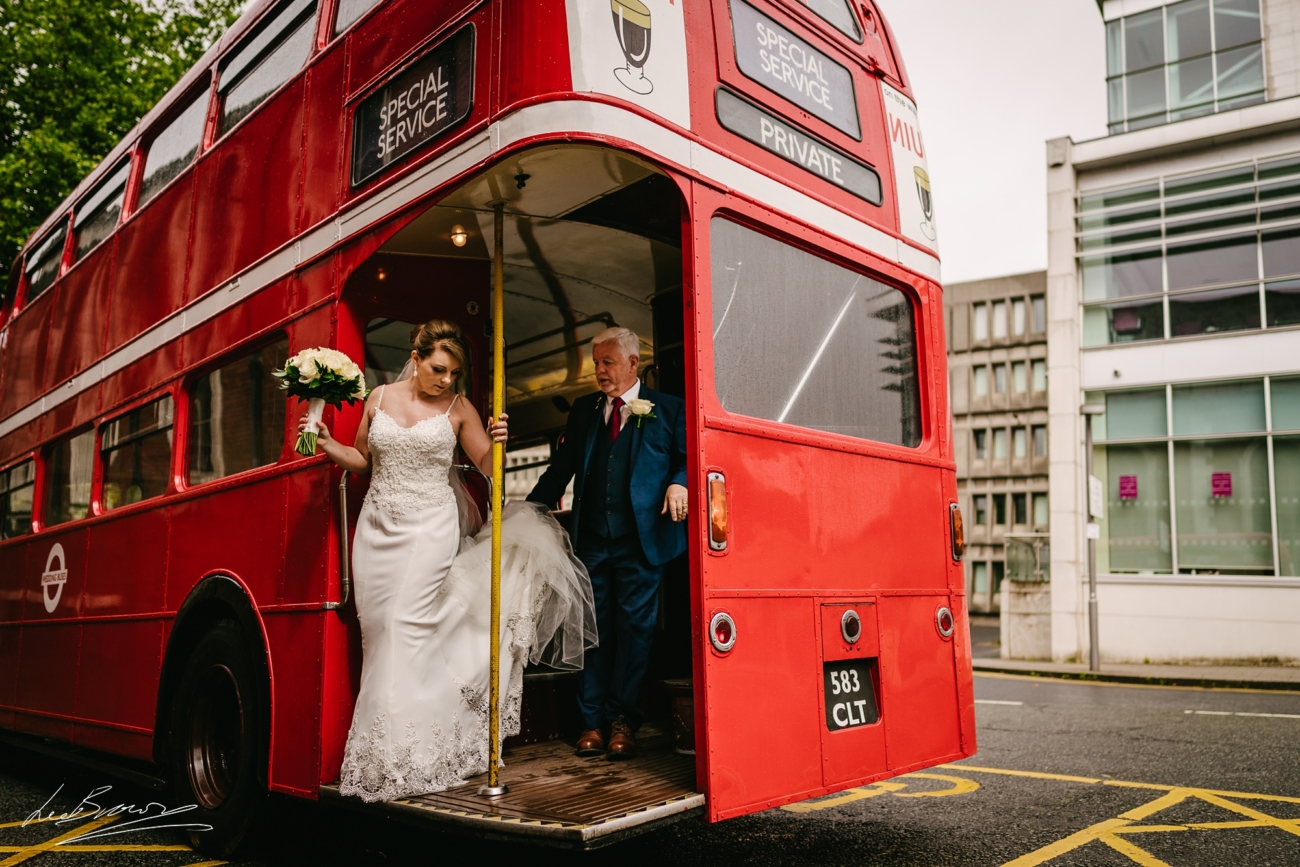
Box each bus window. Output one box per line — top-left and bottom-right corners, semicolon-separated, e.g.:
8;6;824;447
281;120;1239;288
43;430;95;528
333;0;380;36
72;160;131;263
218;0;316;136
100;396;174;511
801;0;862;42
0;460;35;539
138;90;210;207
24;222;67;301
709;218;921;446
188;338;289;485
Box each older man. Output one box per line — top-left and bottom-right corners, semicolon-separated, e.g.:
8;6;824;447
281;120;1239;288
527;327;688;759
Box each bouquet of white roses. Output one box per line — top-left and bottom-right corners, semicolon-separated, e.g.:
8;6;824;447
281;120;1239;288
273;347;367;456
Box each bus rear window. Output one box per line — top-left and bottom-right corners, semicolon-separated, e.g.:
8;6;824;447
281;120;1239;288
802;0;862;42
0;461;34;539
43;430;95;527
709;218;921;447
101;396;174;510
188;339;289;485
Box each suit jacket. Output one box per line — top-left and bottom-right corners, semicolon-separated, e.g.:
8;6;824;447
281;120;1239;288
527;384;688;567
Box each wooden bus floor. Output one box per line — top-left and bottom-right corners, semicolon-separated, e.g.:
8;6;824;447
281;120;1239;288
319;724;703;848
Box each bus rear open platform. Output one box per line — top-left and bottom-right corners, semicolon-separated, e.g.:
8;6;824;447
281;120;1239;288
320;724;702;849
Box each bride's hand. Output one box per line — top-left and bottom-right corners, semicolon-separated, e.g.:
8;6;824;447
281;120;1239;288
488;413;509;444
299;412;334;447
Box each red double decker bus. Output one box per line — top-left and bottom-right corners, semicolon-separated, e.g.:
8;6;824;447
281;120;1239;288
0;0;972;853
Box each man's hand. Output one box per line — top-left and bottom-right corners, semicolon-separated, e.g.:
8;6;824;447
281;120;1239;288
661;484;688;522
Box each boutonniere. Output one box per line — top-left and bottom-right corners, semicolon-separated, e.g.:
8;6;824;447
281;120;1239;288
627;398;656;427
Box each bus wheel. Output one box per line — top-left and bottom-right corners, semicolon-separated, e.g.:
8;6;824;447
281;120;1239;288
170;620;265;856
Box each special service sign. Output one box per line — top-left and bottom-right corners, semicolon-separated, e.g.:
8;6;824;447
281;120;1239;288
351;25;475;186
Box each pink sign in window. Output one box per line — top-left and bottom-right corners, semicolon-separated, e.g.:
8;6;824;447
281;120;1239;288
1212;472;1232;498
1119;475;1138;500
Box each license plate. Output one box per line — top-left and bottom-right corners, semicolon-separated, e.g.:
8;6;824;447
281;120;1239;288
824;659;879;731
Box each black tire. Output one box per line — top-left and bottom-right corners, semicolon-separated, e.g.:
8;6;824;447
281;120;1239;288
169;619;266;857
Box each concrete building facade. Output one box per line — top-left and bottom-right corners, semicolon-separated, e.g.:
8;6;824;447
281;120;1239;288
945;273;1050;614
1043;0;1300;663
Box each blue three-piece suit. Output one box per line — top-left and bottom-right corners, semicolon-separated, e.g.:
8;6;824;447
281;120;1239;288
527;384;688;729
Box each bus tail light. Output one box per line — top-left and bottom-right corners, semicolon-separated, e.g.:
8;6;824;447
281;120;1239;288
709;611;737;652
708;472;728;551
936;606;955;639
949;503;965;561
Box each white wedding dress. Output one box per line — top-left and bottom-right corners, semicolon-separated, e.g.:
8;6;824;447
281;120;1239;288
338;389;596;803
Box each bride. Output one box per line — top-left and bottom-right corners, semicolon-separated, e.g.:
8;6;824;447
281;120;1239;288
306;319;596;803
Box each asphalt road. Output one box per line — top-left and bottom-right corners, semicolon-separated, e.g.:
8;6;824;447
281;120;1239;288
0;673;1295;867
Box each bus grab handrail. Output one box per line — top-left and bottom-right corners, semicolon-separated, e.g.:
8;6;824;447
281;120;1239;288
325;473;351;611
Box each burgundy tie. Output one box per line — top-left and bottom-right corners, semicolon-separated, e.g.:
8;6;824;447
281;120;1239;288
608;396;625;442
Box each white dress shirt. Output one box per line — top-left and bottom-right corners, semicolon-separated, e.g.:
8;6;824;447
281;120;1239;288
602;379;641;428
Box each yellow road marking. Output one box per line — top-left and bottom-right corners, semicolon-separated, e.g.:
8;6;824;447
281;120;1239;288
0;817;117;866
890;773;980;798
938;763;1102;784
974;670;1300;696
781;773;981;812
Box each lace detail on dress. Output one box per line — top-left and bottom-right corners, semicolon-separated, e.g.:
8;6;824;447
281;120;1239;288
364;408;457;519
336;674;524;802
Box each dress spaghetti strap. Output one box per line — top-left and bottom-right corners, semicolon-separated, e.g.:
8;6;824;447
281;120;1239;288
447;393;459;414
377;384;386;410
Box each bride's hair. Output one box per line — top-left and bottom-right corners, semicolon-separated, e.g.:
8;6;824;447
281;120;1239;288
410;319;471;394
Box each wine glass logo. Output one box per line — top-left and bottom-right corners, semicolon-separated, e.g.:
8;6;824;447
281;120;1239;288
914;166;937;241
611;0;654;95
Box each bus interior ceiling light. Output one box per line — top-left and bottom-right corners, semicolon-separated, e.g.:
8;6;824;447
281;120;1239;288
450;225;468;247
709;612;737;653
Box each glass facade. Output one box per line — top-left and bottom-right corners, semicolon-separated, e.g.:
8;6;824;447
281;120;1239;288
1106;0;1263;135
1089;377;1300;576
1079;155;1300;345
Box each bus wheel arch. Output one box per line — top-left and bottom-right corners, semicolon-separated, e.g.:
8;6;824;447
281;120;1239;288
157;574;272;856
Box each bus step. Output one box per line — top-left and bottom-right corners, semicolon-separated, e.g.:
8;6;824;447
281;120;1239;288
320;724;702;849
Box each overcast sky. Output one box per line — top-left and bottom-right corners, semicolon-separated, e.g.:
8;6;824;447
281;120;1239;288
883;0;1108;283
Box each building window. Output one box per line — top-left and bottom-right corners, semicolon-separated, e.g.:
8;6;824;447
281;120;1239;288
0;461;35;539
993;494;1007;525
43;430;95;528
973;429;988;460
1078;154;1300;345
1032;294;1047;332
973;561;988;592
1013;492;1028;525
1033;492;1049;526
992;300;1008;338
973;365;988;396
1013;298;1026;335
994;363;1007;393
1012;361;1027;393
992;560;1005;593
101;396;174;511
1014;427;1028;458
1106;0;1263;135
1089;377;1300;576
1032;359;1048;392
973;303;988;341
993;428;1008;459
974;495;988;525
1033;424;1048;457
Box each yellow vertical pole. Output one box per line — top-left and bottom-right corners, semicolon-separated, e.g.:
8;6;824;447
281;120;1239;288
480;202;508;797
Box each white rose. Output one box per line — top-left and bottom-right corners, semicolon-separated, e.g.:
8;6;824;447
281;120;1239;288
627;399;655;416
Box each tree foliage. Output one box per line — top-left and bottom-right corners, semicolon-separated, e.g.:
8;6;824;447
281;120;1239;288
0;0;242;266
